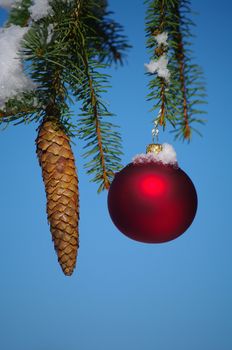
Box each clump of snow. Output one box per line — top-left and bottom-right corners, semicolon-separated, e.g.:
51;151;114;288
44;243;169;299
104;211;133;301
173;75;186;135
0;25;35;108
144;31;170;83
155;32;168;46
132;143;177;166
29;0;53;21
0;0;16;8
145;55;170;82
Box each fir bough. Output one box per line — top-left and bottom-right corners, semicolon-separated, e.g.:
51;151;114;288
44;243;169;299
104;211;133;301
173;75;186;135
0;0;130;191
145;0;206;140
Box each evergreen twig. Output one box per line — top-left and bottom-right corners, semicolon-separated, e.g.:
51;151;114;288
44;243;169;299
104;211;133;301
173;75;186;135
145;0;206;140
0;0;129;192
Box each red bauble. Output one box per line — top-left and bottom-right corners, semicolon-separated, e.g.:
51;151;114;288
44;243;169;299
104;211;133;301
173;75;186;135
107;162;197;243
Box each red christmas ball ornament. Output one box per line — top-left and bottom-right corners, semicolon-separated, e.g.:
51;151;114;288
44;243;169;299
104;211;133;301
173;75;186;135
107;143;197;243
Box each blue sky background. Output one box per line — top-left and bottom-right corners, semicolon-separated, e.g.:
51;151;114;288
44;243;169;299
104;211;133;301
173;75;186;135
0;1;232;349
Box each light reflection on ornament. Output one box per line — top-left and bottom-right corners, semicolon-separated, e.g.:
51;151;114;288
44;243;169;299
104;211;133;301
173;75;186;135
140;175;166;196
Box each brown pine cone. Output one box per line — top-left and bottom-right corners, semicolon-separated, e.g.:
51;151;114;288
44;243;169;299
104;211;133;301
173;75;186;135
36;119;79;276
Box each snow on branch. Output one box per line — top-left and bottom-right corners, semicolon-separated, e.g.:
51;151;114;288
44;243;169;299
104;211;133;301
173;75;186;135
0;25;35;108
0;0;16;9
29;0;53;21
145;55;170;82
144;31;170;83
0;0;54;20
155;32;168;46
0;0;54;108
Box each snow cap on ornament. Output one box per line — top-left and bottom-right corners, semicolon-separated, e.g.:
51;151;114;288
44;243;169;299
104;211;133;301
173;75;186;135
107;143;198;244
132;143;178;166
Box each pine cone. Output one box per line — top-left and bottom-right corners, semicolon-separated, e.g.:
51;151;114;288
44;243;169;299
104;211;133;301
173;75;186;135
36;119;79;276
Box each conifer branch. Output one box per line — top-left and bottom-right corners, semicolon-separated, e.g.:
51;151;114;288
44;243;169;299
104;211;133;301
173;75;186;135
68;6;122;192
157;1;166;126
0;0;128;192
81;50;111;190
175;29;190;138
170;0;207;140
145;0;206;140
145;0;179;129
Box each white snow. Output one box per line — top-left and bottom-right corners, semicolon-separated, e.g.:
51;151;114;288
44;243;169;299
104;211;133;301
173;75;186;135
144;31;170;82
0;25;35;108
132;143;177;166
29;0;53;21
1;0;54;19
0;0;16;8
155;32;168;46
145;55;170;82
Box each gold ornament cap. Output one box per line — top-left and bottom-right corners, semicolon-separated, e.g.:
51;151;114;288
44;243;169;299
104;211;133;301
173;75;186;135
146;143;163;155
